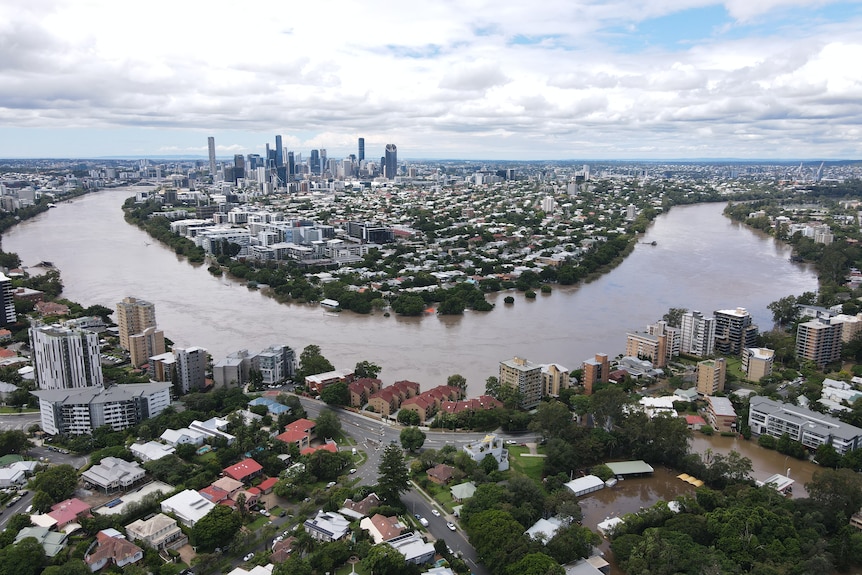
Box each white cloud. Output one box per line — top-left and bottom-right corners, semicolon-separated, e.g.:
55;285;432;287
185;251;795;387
0;0;860;158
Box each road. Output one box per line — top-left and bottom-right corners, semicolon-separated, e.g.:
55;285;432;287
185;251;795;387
296;395;544;575
0;412;40;433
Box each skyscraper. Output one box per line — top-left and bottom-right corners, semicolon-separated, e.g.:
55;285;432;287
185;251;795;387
713;307;758;355
275;135;284;168
233;154;245;183
207;137;216;177
358;138;365;162
310;150;320;175
499;356;543;409
680;311;716;357
29;324;103;390
287;151;295;183
384;144;397;179
0;272;16;327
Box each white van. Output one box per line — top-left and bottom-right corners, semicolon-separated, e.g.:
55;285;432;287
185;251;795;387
25;505;33;514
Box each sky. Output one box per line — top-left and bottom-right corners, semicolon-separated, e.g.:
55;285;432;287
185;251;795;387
1;0;861;161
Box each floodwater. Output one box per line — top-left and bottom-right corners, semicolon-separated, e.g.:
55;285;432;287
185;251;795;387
1;188;818;398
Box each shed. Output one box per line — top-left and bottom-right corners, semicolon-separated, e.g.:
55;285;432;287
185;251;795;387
606;460;655;477
564;475;605;497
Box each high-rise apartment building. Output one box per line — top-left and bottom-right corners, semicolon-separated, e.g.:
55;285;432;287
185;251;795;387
0;272;16;327
696;358;726;396
175;347;207;394
116;297;158;351
29;324;103;390
647;320;679;365
796;318;842;367
128;326;166;369
625;332;668;368
582;353;609;395
713;308;758;355
384;144;397;179
358;138;365;162
742;347;774;382
499;357;543;409
680;311;716;357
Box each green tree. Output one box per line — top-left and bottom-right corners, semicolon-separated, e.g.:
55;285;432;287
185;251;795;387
31;490;53;514
315;409;342;441
466;509;530;575
661;307;688;328
768;295;800;329
480;453;500;475
529;400;572;440
506;553;565;575
354;360;382;379
297;345;335;380
397;409;420;426
391;294;426;316
320;381;349;406
361;542;409;575
447;374;467;392
400;426;426;452
273;555;313;575
0;537;47;575
377;445;410;504
192;505;241;552
806;467;862;529
0;430;31;454
29;464;78;503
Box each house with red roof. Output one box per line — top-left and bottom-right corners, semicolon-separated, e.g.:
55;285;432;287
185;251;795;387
48;498;91;529
223;458;263;484
301;440;338;456
258;477;278;494
275;418;317;450
85;529;143;572
426;463;456;485
440;395;503;415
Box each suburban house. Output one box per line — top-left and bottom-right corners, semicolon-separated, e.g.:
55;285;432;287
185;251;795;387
126;513;188;551
426;463;456;485
340;493;381;520
275;418;317;451
82;458;146;493
160;489;216;527
360;514;404;544
159;427;206;447
304;511;351;542
223;458;264;484
48;498;92;529
462;434;509;471
84;529;144;572
130;441;175;462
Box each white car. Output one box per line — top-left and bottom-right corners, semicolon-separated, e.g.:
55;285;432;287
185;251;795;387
431;509;441;517
349;468;357;474
447;522;457;531
243;552;255;562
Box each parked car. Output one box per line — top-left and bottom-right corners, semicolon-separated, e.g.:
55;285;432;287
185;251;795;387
431;509;441;517
447;522;457;531
243;552;255;562
419;517;429;527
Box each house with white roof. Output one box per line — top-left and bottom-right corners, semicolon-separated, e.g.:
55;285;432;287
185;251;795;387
386;532;436;565
130;441;176;462
525;516;564;541
82;457;145;493
160;489;216;527
160;427;206;447
462;434;509;471
303;510;350;542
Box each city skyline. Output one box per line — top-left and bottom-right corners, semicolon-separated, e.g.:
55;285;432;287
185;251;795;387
1;0;861;160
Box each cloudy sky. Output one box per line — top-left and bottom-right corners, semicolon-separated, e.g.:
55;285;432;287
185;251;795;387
1;0;861;160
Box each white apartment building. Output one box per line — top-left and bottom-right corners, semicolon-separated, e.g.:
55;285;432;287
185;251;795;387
29;324;103;390
679;311;715;357
31;382;171;435
175;347;207;394
748;396;862;455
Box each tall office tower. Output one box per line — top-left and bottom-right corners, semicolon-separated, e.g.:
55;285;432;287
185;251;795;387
116;297;158;351
499;357;543;409
713;307;758;355
174;346;208;394
275;135;284;168
207;137;217;177
320;149;327;175
0;272;16;327
310;150;320;175
680;310;716;357
384;144;397;179
29;324;103;390
233;154;245;182
696;358;726;396
358;138;365;161
287;152;295;183
796;317;842;368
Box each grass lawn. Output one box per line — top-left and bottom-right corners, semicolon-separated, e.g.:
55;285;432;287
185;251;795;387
509;452;545;483
247;515;269;530
422;480;456;512
334;562;369;575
